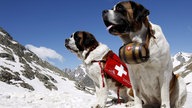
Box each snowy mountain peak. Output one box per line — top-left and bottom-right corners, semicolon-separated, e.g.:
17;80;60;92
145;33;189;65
172;52;192;68
0;27;70;92
0;27;13;40
175;52;192;60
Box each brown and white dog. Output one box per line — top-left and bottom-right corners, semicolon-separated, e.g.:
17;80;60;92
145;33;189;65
102;1;187;108
65;31;133;108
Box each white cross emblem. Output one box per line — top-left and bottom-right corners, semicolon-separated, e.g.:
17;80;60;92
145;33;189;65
115;65;127;77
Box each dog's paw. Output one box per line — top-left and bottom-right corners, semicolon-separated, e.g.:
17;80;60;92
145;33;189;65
91;103;105;108
125;101;134;107
91;104;102;108
110;98;126;104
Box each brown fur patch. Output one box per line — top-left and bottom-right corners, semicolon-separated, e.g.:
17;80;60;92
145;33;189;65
76;31;99;51
129;88;134;97
120;2;143;32
121;2;134;22
170;73;178;97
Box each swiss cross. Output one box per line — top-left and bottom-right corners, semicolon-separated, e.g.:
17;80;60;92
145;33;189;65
127;46;132;51
115;65;127;77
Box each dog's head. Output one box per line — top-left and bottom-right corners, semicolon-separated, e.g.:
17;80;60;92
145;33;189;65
102;1;149;37
65;31;99;58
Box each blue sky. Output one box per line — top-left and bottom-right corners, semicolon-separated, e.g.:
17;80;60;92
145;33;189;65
0;0;192;69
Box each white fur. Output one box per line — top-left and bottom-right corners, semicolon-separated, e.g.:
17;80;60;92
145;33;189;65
84;43;110;64
127;22;187;108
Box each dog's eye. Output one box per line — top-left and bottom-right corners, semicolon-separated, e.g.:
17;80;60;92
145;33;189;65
110;28;118;33
116;4;125;12
74;36;81;41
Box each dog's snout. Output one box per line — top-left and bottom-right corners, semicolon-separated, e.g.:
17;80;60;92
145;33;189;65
102;10;108;15
65;39;69;44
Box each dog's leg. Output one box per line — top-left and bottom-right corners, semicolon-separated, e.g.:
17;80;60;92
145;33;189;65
119;88;134;102
96;85;108;107
128;66;142;108
160;72;172;108
91;80;108;108
133;89;143;108
172;76;187;108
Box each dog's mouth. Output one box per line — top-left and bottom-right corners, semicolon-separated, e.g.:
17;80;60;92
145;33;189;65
102;10;132;35
65;43;78;53
103;15;131;36
103;19;130;35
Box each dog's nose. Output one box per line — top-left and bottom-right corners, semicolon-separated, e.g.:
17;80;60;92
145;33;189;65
65;39;69;44
102;10;108;15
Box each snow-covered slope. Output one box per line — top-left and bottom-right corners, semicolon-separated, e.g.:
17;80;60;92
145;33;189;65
172;52;192;70
0;79;96;108
0;27;70;91
172;52;192;88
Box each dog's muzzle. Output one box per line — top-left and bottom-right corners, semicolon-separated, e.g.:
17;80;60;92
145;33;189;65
65;39;70;48
119;42;149;64
102;10;131;35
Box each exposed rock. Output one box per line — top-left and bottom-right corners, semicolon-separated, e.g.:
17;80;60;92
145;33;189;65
0;53;15;61
0;27;68;91
19;82;34;91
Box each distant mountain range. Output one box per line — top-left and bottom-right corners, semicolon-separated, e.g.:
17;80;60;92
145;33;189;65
63;64;94;88
172;52;192;73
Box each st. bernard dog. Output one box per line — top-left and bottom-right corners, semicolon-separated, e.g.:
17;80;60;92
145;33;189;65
102;1;187;108
65;31;133;108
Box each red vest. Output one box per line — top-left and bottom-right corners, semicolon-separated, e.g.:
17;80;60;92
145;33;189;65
103;52;132;88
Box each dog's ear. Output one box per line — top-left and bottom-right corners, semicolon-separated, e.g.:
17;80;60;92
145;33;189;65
82;32;98;49
130;1;150;22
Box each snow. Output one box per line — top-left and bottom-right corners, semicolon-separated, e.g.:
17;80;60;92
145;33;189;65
184;92;192;108
0;45;5;52
174;65;186;74
0;31;6;36
0;79;96;108
172;52;192;68
0;79;192;108
0;44;24;73
1;80;115;107
10;40;18;44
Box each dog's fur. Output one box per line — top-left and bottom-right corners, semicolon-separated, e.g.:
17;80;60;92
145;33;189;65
102;1;187;108
65;31;133;108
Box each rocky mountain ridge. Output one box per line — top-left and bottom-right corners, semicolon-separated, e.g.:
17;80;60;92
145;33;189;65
0;27;69;91
63;64;94;88
172;52;192;76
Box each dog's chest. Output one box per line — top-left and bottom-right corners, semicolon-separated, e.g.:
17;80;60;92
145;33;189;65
85;63;102;85
129;63;161;102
